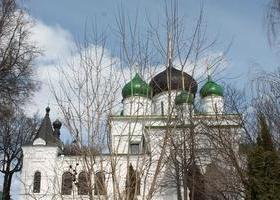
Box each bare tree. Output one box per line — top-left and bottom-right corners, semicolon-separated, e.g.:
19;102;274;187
0;0;40;199
51;23;124;199
0;109;38;200
47;1;237;200
252;68;280;147
0;0;39;116
146;2;236;200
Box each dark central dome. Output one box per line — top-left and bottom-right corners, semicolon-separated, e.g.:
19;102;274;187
149;66;197;96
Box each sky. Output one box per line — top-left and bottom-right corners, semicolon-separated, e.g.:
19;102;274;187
23;0;278;76
3;0;280;197
20;0;279;118
20;0;279;140
20;0;278;111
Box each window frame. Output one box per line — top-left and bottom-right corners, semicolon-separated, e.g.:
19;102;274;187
129;143;140;155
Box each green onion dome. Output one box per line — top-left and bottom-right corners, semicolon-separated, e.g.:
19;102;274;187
200;76;224;98
175;90;194;105
122;73;153;99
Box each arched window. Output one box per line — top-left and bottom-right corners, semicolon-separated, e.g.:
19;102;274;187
94;171;106;195
33;171;41;193
78;171;90;195
61;172;73;195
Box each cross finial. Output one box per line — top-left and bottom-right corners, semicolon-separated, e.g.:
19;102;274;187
134;63;140;75
206;62;211;81
45;106;50;114
167;32;173;67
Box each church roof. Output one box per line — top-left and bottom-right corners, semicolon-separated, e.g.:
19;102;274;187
122;73;152;99
149;66;198;97
34;107;61;146
200;76;224;98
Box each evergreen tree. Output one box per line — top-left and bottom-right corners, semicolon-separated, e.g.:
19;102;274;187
256;114;274;151
246;114;280;200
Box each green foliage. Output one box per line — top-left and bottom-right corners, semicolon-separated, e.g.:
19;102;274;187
246;115;280;200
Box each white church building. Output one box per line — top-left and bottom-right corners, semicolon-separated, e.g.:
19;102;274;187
20;65;242;199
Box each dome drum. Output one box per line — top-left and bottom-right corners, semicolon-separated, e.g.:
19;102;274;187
151;90;178;115
201;95;224;114
175;90;194;105
199;76;224;114
123;96;152;116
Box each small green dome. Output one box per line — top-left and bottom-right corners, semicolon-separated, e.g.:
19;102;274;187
175;90;194;105
200;77;224;98
122;73;152;99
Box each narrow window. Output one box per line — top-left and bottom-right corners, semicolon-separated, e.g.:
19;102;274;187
136;171;141;195
142;137;146;153
78;171;90;195
214;103;218;113
33;171;41;193
61;172;73;195
94;171;106;195
161;101;164;115
130;143;140;154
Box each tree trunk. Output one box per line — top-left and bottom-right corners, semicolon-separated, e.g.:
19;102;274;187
174;158;182;200
3;171;13;200
183;169;188;200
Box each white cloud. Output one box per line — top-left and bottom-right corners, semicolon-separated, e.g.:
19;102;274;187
25;18;130;119
31;21;76;63
24;19;75;117
24;17;130;147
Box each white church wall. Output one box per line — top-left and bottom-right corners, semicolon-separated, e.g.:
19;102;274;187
54;154;150;199
111;118;147;154
20;109;242;200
